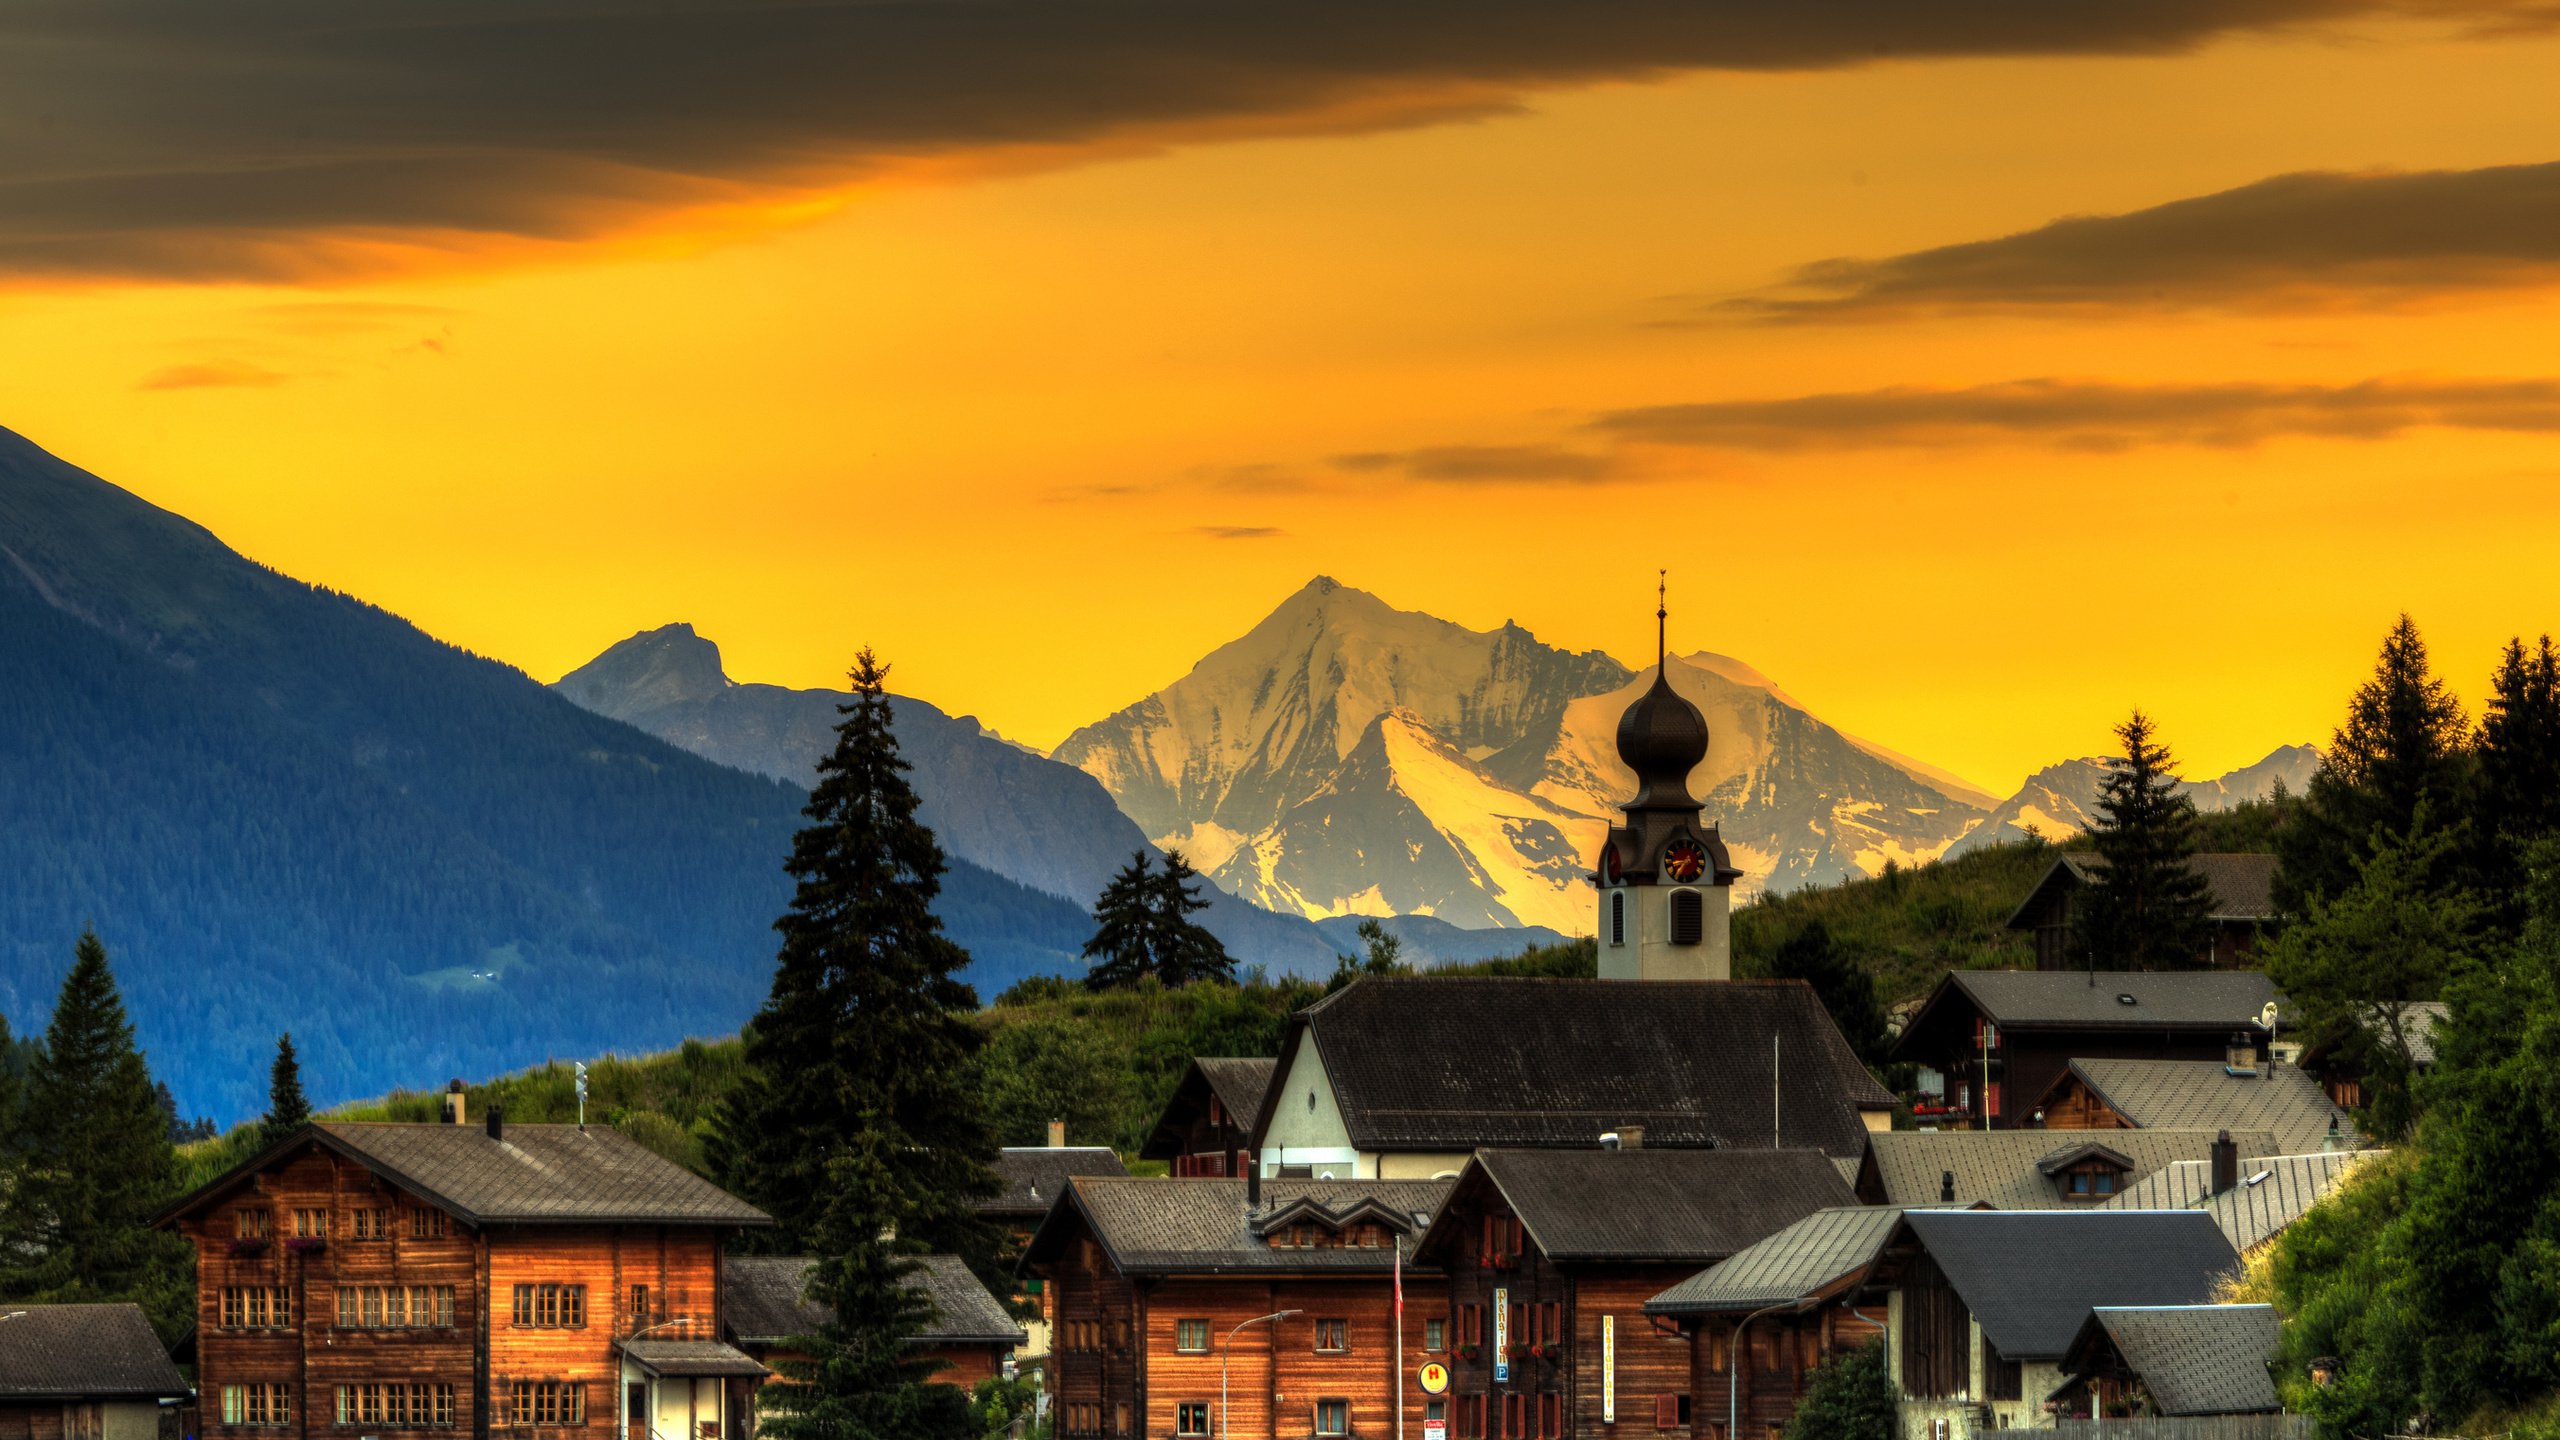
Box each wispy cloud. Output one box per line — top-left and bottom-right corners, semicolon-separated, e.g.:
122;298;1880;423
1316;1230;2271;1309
8;0;2556;283
1192;525;1288;540
1334;444;1625;485
1711;160;2560;322
137;361;295;391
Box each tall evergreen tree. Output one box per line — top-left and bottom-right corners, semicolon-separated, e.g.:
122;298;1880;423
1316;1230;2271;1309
264;1033;312;1144
1149;850;1235;986
2478;636;2560;851
0;932;193;1336
2072;710;2216;970
706;645;1002;1269
1081;852;1157;991
1768;921;1889;1065
2277;616;2474;913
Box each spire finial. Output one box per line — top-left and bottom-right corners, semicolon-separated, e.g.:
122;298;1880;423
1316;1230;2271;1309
1656;570;1667;670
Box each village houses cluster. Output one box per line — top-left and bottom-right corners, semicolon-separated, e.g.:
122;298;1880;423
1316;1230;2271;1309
5;648;2382;1440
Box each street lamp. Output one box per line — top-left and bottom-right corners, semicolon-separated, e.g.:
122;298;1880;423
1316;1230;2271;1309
1221;1309;1301;1440
1731;1302;1798;1440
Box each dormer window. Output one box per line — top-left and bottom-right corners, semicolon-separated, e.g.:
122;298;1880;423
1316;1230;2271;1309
2062;1163;2123;1200
2038;1140;2137;1203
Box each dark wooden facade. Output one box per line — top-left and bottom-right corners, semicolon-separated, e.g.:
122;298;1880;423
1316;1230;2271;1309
1895;989;2263;1132
1438;1226;1704;1438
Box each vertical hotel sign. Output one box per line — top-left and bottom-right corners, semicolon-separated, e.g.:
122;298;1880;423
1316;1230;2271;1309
1602;1315;1617;1423
1492;1287;1509;1383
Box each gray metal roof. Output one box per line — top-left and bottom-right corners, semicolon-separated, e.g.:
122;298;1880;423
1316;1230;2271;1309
981;1147;1128;1219
1433;1148;1857;1265
1646;1206;1903;1316
620;1339;770;1378
0;1304;186;1400
2010;855;2281;928
160;1122;771;1229
2103;1150;2375;1253
2063;1306;2282;1415
723;1254;1025;1347
1949;970;2281;1032
2057;1059;2354;1156
1899;1211;2240;1361
1027;1178;1451;1277
1862;1128;2277;1210
1280;977;1894;1159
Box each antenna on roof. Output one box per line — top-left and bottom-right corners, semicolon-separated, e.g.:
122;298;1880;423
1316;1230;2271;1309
1656;570;1668;671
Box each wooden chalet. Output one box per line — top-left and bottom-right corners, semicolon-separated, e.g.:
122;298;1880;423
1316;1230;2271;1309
1021;1176;1451;1440
2050;1306;2281;1420
2029;1051;2356;1156
0;1303;187;1440
1869;1211;2239;1437
979;1138;1129;1364
1854;1129;2276;1210
1408;1146;1857;1439
2006;855;2282;971
722;1254;1025;1406
1645;1207;1901;1440
1889;971;2280;1130
154;1099;772;1440
1141;1059;1276;1178
1256;977;1895;1180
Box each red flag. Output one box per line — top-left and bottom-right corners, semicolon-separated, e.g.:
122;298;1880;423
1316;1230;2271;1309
1395;1239;1404;1318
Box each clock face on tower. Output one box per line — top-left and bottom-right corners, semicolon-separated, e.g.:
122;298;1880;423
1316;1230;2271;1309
1662;837;1708;883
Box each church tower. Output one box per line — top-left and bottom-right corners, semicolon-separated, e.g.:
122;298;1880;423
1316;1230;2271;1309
1595;578;1740;981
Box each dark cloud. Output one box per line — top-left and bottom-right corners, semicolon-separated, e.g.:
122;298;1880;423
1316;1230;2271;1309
1590;376;2560;452
1716;160;2560;321
7;0;2552;283
137;360;295;390
1335;444;1625;484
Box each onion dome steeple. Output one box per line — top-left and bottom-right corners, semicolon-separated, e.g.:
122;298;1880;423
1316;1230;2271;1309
1615;573;1707;813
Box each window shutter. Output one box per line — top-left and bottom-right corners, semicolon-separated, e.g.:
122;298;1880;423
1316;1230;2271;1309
1656;1394;1680;1430
1610;891;1626;946
1670;888;1703;946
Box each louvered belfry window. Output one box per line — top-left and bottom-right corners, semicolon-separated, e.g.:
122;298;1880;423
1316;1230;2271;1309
1610;892;1626;946
1670;888;1704;946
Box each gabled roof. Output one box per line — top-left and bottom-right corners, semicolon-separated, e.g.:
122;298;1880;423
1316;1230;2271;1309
0;1304;186;1401
979;1147;1128;1219
155;1122;770;1229
2037;1140;2138;1175
2006;854;2280;930
1267;977;1894;1159
1895;1211;2239;1361
620;1339;770;1378
1414;1148;1856;1267
2102;1150;2375;1253
723;1254;1026;1347
1140;1058;1277;1161
2048;1058;2355;1156
1023;1178;1451;1278
1859;1128;2276;1211
1250;1193;1425;1240
1893;970;2280;1063
1646;1206;1903;1317
2061;1306;2282;1415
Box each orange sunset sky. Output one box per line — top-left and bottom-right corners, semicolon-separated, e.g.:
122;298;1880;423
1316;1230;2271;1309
7;1;2560;795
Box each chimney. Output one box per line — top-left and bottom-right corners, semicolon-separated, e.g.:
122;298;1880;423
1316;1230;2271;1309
486;1105;504;1143
1618;1125;1645;1151
1247;1163;1261;1210
1940;1170;1956;1204
1048;1118;1068;1149
442;1080;466;1126
2224;1032;2259;1077
2211;1129;2239;1195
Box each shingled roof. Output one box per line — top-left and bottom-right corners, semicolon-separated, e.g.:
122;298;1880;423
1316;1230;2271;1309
1896;1211;2240;1361
2049;1058;2356;1156
2061;1306;2282;1415
980;1147;1128;1220
155;1121;771;1229
1140;1058;1277;1162
2103;1149;2374;1253
2007;854;2281;929
1894;970;2281;1065
0;1304;186;1401
1646;1206;1903;1317
1023;1178;1450;1277
1415;1148;1856;1267
1269;977;1894;1158
1858;1128;2276;1210
724;1254;1026;1347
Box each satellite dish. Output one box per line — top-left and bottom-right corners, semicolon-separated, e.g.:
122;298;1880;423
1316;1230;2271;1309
2259;1001;2281;1032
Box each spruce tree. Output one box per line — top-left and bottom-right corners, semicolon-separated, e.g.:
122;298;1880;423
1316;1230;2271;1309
264;1033;312;1145
1769;921;1889;1064
2478;636;2560;854
1150;850;1235;986
707;646;1003;1271
1081;852;1157;991
2073;711;2216;969
2277;616;2474;912
0;932;193;1335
